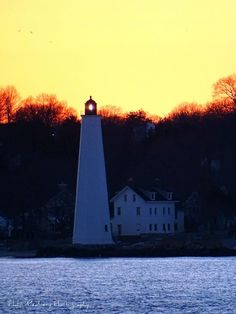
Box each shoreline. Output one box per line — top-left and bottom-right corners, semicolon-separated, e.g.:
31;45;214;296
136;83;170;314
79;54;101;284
0;247;236;258
36;246;236;258
1;235;236;258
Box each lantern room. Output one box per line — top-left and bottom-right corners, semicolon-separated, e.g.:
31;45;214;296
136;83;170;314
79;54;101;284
85;96;97;115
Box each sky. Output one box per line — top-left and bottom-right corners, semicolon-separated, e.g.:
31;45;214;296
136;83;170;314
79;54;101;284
0;0;236;116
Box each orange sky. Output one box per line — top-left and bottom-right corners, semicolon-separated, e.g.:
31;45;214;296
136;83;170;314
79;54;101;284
0;0;236;116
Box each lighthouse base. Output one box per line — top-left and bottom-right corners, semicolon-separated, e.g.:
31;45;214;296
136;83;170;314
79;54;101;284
73;115;114;246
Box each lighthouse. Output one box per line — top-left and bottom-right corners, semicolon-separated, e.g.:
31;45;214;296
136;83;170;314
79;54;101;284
73;97;114;245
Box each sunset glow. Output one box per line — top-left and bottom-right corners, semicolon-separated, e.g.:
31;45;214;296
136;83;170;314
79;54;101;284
0;0;236;116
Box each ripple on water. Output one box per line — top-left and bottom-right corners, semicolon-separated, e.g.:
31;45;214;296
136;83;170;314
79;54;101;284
0;257;235;314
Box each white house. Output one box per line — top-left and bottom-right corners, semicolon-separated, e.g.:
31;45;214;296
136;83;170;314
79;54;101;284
110;185;184;237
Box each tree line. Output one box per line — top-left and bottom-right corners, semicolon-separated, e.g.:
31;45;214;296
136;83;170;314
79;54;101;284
0;87;78;125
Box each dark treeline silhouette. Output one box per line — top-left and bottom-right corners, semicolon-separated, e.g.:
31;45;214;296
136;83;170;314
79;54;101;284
0;73;236;239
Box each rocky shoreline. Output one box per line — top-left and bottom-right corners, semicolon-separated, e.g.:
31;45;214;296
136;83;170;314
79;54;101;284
36;245;236;258
1;235;236;258
0;234;236;258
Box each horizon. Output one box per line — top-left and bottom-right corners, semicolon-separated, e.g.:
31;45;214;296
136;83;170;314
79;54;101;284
1;0;236;116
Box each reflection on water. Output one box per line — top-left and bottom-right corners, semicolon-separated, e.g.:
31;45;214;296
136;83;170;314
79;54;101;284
0;257;235;313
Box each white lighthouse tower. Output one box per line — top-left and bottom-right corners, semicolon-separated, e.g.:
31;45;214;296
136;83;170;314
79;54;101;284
73;97;114;245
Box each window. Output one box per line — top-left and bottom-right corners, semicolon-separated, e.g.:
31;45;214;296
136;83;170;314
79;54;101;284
149;208;152;216
163;224;166;232
167;224;170;231
105;224;108;232
136;224;141;231
154;224;157;231
133;194;136;202
174;223;178;232
154;208;157;216
149;224;152;231
175;208;178;219
124;194;127;202
117;224;122;236
163;207;166;215
117;207;121;216
168;207;170;215
136;207;141;216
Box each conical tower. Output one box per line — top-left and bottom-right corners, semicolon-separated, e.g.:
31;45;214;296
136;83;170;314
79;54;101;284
73;97;114;245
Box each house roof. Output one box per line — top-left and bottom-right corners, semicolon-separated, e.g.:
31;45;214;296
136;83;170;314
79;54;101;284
110;184;175;202
137;188;168;201
44;189;74;209
85;96;97;106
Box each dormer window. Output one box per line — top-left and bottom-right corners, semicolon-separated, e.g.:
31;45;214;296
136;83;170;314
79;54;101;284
133;194;136;202
124;194;127;202
151;192;156;200
168;192;173;200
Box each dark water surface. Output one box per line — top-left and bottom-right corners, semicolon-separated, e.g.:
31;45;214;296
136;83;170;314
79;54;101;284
0;257;235;313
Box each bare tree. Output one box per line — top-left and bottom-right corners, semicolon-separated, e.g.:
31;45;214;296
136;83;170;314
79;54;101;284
98;105;123;118
0;86;20;123
213;73;236;104
204;99;235;116
0;93;4;122
15;93;77;127
168;102;202;120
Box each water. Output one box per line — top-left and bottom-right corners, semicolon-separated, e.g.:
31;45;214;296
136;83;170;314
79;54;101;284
0;257;235;314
